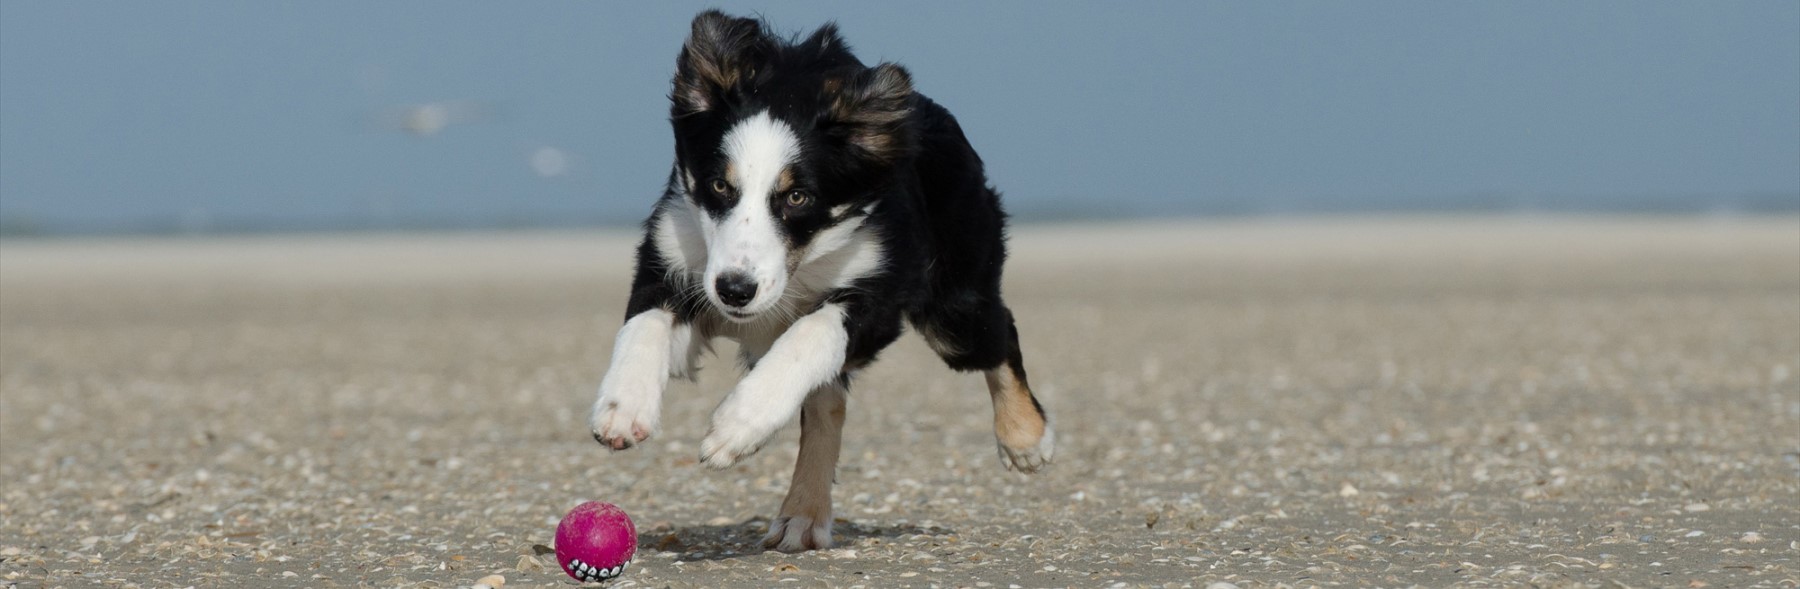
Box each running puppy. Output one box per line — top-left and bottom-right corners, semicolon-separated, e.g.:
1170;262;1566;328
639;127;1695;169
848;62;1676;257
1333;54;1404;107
588;10;1053;552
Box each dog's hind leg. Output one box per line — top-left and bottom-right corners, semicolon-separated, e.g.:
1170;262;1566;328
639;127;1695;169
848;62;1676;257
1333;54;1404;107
916;301;1054;473
985;336;1053;473
763;381;847;552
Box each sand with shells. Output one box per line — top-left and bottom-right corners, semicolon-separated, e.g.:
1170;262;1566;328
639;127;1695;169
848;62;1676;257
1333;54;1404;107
3;217;1797;588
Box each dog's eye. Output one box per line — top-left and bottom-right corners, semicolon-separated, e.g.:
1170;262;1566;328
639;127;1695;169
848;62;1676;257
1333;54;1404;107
785;190;810;208
709;178;730;194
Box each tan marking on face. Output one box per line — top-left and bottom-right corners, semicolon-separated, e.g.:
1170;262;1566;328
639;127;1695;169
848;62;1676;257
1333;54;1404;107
722;162;737;190
776;168;795;194
985;367;1046;449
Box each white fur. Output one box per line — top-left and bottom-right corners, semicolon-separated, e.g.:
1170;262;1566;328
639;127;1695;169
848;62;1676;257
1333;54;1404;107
789;205;883;296
666;320;704;381
799;213;867;266
700;303;849;468
647;196;713;381
705;111;801;320
653;194;708;279
589;309;674;448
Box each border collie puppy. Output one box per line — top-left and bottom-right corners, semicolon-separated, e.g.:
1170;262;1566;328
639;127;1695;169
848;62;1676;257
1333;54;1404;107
588;10;1053;552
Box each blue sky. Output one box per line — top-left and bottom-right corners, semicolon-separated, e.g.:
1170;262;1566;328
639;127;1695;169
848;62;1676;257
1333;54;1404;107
2;2;1796;232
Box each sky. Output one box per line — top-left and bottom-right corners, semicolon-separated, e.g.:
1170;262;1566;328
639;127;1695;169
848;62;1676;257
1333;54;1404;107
2;2;1797;233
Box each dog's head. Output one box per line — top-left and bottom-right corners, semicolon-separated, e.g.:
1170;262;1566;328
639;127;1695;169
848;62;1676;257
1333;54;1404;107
666;11;915;322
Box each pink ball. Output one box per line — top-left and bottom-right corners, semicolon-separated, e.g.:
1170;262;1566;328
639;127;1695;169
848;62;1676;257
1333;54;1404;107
554;501;637;583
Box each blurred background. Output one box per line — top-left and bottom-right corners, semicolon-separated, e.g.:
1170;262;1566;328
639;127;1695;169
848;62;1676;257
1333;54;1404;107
1;1;1796;236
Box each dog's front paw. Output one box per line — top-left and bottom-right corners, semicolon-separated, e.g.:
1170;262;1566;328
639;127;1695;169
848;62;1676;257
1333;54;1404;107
589;395;659;451
997;422;1055;473
697;400;785;468
697;417;772;469
763;514;833;552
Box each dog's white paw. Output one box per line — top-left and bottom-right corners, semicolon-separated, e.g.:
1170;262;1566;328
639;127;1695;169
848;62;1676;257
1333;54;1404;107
997;422;1055;473
698;399;786;468
589;394;659;451
698;417;774;469
590;310;673;451
762;514;833;552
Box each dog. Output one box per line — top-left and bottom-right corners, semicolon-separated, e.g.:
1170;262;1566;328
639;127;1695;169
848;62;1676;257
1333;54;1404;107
587;10;1053;552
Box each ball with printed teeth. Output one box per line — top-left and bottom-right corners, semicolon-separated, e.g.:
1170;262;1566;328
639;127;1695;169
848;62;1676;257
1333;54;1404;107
555;501;636;583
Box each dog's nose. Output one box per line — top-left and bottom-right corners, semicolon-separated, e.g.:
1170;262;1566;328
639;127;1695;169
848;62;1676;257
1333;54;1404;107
714;272;758;308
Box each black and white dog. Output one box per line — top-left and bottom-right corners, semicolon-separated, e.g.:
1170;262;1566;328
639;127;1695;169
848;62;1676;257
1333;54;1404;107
588;10;1052;552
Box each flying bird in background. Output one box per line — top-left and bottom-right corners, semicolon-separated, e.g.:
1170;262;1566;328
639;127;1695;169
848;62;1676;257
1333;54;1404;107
366;100;499;137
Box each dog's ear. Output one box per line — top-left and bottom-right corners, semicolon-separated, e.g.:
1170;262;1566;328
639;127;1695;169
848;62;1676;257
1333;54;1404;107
802;22;847;57
672;10;767;114
829;63;916;164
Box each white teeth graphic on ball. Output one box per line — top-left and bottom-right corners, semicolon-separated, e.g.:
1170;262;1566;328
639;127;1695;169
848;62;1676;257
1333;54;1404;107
571;558;625;581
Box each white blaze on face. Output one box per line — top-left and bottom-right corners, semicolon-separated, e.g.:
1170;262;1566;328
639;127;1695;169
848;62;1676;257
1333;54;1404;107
702;110;801;320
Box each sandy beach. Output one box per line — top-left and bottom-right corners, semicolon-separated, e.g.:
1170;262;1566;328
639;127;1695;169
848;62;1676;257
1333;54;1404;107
2;216;1796;588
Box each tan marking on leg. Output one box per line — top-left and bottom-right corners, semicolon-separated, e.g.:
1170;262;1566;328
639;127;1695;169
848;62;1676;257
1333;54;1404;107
764;384;845;552
986;367;1044;449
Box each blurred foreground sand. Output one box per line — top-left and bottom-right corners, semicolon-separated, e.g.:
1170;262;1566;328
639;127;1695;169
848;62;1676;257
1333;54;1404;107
3;217;1797;588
